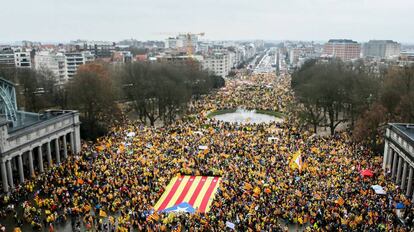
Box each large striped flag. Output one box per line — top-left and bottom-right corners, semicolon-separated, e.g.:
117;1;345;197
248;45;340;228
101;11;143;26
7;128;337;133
154;175;221;213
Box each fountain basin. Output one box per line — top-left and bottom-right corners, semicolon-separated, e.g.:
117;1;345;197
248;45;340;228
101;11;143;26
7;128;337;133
208;108;283;124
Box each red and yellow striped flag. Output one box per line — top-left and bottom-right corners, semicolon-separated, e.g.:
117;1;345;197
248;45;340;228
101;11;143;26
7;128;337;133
154;175;221;213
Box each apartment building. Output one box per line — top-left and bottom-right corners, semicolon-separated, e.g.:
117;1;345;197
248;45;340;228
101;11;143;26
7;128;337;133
65;51;95;79
202;52;231;78
0;47;16;68
35;51;67;83
0;47;31;68
14;50;31;68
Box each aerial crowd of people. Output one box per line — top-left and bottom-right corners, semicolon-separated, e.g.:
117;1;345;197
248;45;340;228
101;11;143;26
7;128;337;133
0;73;413;231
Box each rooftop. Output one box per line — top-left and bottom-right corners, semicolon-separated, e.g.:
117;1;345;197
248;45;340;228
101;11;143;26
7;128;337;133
327;39;358;44
367;40;399;44
390;123;414;145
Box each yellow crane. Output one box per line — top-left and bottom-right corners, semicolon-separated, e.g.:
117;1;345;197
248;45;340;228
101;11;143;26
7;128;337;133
157;32;205;55
185;32;205;56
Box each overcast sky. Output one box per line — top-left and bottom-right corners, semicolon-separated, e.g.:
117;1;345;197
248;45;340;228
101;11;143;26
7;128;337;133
1;0;413;43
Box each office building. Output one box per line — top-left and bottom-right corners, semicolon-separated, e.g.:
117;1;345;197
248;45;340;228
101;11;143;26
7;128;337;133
323;39;361;60
363;40;401;59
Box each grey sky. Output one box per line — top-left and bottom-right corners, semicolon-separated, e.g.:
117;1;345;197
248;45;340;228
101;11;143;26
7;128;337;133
1;0;413;43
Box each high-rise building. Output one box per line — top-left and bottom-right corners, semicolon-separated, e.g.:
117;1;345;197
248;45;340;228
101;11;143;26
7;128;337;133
0;47;16;68
34;51;95;83
0;47;31;68
363;40;401;59
202;52;231;78
14;50;32;68
65;51;95;79
35;51;67;84
165;37;179;49
164;33;202;55
323;39;361;60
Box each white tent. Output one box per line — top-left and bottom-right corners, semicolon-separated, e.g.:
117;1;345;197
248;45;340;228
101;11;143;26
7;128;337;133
199;145;208;150
371;185;386;195
127;132;136;137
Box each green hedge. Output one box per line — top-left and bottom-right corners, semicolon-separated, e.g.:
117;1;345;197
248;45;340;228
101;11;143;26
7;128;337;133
255;110;284;118
207;109;237;118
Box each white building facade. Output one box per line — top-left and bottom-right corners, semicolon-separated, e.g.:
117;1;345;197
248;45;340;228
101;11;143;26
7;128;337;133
202;52;231;78
34;51;95;83
64;51;95;79
35;51;67;84
14;51;31;68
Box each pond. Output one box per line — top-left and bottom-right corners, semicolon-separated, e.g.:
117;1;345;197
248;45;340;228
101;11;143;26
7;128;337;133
211;108;283;124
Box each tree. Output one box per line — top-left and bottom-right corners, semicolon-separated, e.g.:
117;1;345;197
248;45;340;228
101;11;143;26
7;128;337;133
0;65;59;112
121;62;223;126
351;64;414;149
292;59;377;135
67;63;119;139
380;65;414;122
353;103;387;151
121;63;189;126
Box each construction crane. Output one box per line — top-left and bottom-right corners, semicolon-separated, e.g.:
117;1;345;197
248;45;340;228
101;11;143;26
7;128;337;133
157;32;205;56
185;32;205;56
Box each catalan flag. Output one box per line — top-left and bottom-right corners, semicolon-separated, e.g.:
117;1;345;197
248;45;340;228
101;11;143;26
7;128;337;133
99;210;107;218
154;175;221;213
289;150;303;171
146;212;159;221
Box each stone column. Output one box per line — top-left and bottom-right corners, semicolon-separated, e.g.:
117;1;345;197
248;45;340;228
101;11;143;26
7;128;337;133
74;126;81;154
392;151;398;179
387;146;395;173
387;149;394;174
6;159;14;189
402;161;408;190
17;154;24;183
63;135;68;159
412;188;414;202
55;138;60;164
46;141;52;167
1;160;8;192
406;167;413;197
38;145;44;173
397;156;403;183
28;150;34;177
383;141;389;171
70;132;75;154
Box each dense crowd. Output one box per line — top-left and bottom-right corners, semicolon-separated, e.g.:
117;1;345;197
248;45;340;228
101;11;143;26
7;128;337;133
0;74;413;231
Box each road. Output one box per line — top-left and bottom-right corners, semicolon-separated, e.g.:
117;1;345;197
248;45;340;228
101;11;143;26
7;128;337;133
253;48;278;74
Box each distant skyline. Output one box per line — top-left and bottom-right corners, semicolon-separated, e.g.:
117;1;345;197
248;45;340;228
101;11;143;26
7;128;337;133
1;0;413;43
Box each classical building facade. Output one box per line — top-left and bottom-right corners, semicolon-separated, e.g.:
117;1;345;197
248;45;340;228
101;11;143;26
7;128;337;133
0;78;81;193
383;123;414;200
